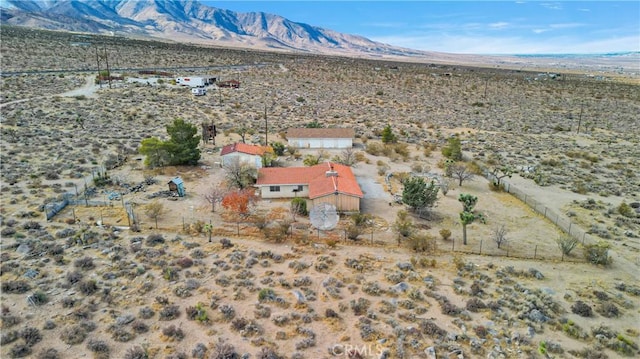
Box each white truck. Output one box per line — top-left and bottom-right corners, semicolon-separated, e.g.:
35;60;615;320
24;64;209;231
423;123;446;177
191;87;206;96
176;76;206;87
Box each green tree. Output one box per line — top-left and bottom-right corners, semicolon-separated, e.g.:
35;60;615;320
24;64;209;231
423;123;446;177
139;119;200;167
381;124;397;144
401;177;439;215
139;137;171;168
271;142;286;156
458;194;485;245
393;210;414;246
165;119;201;165
442;136;462;161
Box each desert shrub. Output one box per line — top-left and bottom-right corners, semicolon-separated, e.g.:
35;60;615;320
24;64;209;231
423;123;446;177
124;346;149;359
87;339;110;354
159;305;180;320
220;238;233;248
43;320;56;330
60;325;87;345
163;267;179;281
583;242;612;266
407;232;436;252
162;324;185;341
175;257;193;268
36;348;60;359
231;317;249;331
111;327;134;342
291;198;308;216
618;201;635;218
466;298;487;312
597;301;620;318
258;288;276;302
74;257;95;270
254;304;271;319
22;221;41;230
219;304;236;321
66;271;83;284
138;306;154;319
256;347;282;359
420;319;447;339
191;343;208;359
210;338;238;359
439;228;452;240
145;233;165;246
1;313;21;328
1;330;19;345
29;291;48;305
2;280;31;294
9;343;31;358
78;280;98;295
350;298;371;316
439;299;461;316
556;236;579;257
20;326;42;346
131;320;149;333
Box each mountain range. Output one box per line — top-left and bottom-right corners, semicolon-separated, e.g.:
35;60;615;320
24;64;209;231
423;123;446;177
0;0;430;58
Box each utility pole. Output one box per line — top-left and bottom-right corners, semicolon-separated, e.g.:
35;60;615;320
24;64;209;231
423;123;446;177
95;45;102;89
576;100;584;134
103;45;112;89
264;104;268;145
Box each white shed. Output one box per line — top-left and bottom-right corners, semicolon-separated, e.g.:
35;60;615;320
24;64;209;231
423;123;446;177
286;128;355;149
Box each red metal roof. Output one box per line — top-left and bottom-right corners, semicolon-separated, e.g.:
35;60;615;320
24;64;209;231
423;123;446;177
220;143;266;156
256;162;363;199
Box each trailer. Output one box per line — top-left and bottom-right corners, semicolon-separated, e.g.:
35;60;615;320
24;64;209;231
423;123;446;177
191;87;206;96
176;77;206;87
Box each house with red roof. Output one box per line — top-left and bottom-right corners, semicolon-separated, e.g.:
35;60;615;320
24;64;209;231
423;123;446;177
255;162;363;213
220;143;268;169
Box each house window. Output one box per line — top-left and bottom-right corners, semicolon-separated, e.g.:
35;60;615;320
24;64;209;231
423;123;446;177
296;185;304;191
269;186;280;192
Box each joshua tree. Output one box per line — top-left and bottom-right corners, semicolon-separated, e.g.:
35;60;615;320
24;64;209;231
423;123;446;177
459;194;485;245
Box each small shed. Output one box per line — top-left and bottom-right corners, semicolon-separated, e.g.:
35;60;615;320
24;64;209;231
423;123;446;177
168;177;186;197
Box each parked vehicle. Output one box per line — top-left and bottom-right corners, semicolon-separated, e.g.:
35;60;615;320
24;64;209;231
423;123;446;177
192;87;206;96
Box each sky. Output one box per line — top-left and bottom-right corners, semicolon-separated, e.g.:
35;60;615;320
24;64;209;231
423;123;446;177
205;1;640;55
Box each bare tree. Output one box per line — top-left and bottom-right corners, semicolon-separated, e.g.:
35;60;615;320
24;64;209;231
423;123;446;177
223;158;257;189
450;162;476;186
204;184;227;212
334;147;357;166
144;200;165;229
493;224;508;249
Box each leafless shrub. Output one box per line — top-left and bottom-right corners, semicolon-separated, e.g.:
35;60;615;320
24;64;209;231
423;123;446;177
60;325;87;345
162;324;185;341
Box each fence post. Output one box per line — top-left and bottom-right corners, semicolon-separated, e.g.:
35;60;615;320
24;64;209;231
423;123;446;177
544;207;547;217
582;232;586;245
452;238;455;252
534;245;537;260
568;222;572;235
479;240;483;255
182;217;185;231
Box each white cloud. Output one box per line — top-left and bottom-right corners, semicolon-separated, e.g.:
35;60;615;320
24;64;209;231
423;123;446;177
532;29;548;34
540;2;563;10
370;33;640;54
489;22;510;30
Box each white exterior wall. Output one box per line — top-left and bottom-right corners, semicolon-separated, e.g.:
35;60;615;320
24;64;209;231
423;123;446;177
176;77;206;87
287;137;352;149
259;184;309;199
221;152;262;169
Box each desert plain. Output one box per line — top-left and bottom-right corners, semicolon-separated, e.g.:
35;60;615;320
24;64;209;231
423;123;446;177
0;26;639;359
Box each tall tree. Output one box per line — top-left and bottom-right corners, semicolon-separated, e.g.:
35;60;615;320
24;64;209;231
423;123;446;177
401;177;439;215
165;119;201;165
458;194;485;245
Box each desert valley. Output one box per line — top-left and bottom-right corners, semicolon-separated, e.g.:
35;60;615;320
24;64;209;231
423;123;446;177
1;23;639;359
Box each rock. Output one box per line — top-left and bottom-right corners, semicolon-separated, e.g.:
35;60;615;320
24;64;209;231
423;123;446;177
292;290;306;304
16;243;31;255
528;309;547;323
527;326;536;337
528;268;544;280
116;314;135;325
